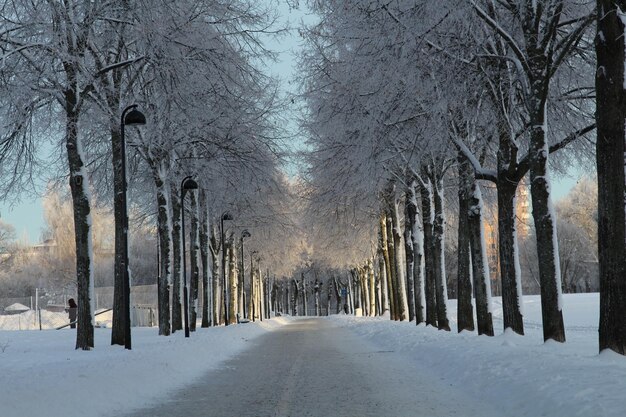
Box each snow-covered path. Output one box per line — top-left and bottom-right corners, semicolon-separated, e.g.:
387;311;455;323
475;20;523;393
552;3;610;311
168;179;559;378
125;318;502;417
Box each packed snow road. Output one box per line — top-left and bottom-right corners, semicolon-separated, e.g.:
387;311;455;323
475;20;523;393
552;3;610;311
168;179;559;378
125;318;502;417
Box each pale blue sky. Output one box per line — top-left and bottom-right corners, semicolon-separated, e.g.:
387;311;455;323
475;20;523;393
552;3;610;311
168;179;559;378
0;3;585;244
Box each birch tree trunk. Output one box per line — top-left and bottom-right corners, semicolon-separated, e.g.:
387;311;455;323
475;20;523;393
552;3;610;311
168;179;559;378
596;0;626;354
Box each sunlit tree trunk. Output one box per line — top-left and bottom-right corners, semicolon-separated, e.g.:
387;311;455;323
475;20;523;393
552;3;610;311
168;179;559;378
380;214;395;319
392;193;409;321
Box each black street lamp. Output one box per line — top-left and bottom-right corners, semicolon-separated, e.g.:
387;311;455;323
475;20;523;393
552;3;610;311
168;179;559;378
121;104;146;350
221;211;234;325
240;229;251;319
180;176;198;338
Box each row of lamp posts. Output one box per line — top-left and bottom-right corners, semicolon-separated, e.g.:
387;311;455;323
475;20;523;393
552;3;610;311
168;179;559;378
120;104;259;346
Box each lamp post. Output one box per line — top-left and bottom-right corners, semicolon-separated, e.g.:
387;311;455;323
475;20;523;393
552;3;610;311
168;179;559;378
120;104;146;350
240;229;251;319
180;176;198;338
250;250;257;322
221;211;233;325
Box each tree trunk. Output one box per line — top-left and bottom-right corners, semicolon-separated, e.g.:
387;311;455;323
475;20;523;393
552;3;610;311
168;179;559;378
228;241;238;324
457;154;475;333
526;76;566;342
392;196;409;321
333;276;341;314
111;124;125;346
387;214;400;320
360;267;369;316
292;278;299;317
497;178;524;334
529;132;566;342
368;259;376;317
468;180;494;337
421;179;438;327
189;191;200;331
170;184;183;332
380;215;395;319
199;191;210;328
408;180;425;324
404;195;416;321
210;226;221;326
378;257;387;315
431;173;450;331
302;274;308;316
65;100;94;350
154;164;171;336
596;0;626;354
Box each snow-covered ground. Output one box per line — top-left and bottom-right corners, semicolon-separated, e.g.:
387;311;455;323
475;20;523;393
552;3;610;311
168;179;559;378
1;293;624;417
332;293;626;417
0;318;289;417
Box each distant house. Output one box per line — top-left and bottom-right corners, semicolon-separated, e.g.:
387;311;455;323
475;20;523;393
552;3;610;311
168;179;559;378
31;239;57;254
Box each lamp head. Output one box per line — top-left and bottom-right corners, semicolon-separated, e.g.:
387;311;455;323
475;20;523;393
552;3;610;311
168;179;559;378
182;177;198;191
124;108;146;126
222;212;233;221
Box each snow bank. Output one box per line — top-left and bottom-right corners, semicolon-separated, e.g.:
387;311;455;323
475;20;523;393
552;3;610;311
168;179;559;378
329;293;625;417
0;319;287;417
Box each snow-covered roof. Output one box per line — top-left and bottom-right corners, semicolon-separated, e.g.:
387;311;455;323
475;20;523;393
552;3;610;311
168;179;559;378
4;303;30;312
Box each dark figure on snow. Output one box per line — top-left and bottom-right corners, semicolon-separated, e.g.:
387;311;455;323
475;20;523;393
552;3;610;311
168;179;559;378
67;298;77;328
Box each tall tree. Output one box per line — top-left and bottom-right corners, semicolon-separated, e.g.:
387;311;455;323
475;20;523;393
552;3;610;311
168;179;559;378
596;0;626;354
